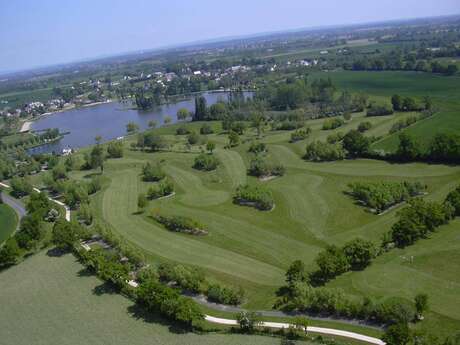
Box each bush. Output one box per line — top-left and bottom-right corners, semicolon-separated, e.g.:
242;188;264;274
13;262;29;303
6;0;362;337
290;128;311;142
142;162;165;182
147;178;174;199
445;186;460;216
158;262;205;293
366;103;394;116
322;118;344;130
87;176;102;195
248;157;285;178
233;184;274;211
347;181;425;213
200;123;214;135
10;177;33;198
326;131;344;144
193;153;219;171
357;121;372;132
107;141;124;158
0;238;20;267
187;131;201;145
304;141;345;162
176;126;190;135
248;142;267;154
207;284;245;305
152;213;207;235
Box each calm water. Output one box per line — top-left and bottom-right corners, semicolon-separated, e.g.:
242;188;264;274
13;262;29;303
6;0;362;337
29;92;250;154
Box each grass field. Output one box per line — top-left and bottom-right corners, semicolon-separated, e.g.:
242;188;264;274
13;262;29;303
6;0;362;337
0;251;317;345
0;203;17;244
60;108;460;338
310;70;460;152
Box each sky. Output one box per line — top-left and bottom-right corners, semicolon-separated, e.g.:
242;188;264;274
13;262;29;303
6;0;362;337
0;0;459;73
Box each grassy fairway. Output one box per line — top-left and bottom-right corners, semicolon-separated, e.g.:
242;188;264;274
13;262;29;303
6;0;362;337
0;251;315;345
64;113;460;338
0;203;17;244
311;70;460;152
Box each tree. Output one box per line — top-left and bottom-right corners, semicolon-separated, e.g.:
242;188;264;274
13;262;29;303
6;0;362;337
126;122;139;134
446;64;458;76
314;245;350;283
342;238;375;270
143;132;166;151
206;141;216;154
391;94;402;111
107;141;124;158
293;316;309;335
236;311;261;333
397;133;420;161
250;111;266;138
343;130;370;157
52;219;81;251
148;120;157;129
0;238;20;267
163;116;172;125
177;108;190;121
228;130;240;147
137;193;147;213
187;131;200;145
88;144;105;171
285;260;307;287
414;293;429;320
95;135;102;145
358;121;372;133
200;123;214;135
382;323;411;345
193;96;208;121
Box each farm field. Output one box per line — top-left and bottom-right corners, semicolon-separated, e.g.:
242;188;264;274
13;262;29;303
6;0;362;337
63;109;460;337
0;203;17;244
310;70;460;152
0;251;315;345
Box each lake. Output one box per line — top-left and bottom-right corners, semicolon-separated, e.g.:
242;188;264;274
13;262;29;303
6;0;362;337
29;91;250;154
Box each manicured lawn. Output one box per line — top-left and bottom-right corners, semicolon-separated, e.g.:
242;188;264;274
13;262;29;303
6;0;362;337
0;251;315;345
62;114;460;338
0;203;17;244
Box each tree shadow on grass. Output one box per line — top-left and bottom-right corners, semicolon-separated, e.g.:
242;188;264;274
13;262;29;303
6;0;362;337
46;247;68;257
77;267;93;277
92;281;119;296
126;304;190;334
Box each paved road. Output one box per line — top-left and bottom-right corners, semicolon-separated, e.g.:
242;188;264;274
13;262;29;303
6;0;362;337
0;182;70;221
205;315;385;345
1;191;26;228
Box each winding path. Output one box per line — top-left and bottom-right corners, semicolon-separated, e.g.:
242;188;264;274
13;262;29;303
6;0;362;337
205;315;385;345
0;181;385;344
0;182;70;221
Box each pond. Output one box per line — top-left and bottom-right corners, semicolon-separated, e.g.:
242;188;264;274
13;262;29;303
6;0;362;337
29;91;251;154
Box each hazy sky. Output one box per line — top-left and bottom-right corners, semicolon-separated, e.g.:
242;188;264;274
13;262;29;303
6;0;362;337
0;0;458;73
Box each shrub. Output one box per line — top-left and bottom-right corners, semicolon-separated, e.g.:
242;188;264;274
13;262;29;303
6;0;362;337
147;178;174;199
248;142;267;154
347;181;425;213
290;128;311;142
158;262;205;293
52;164;68;180
78;202;93;225
445;185;460;216
87;176;102;195
233;184;274;211
304;141;345;162
142;162;165;182
107;141;124;158
187;131;201;145
322;118;344;130
248;157;285;178
200;123;214;135
236;311;261;333
0;238;20;267
153;213;207;235
193;153;219;171
357;121;372;132
326;132;344;144
176;126;190;135
366;103;394;116
207;284;245;305
10;177;33;198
